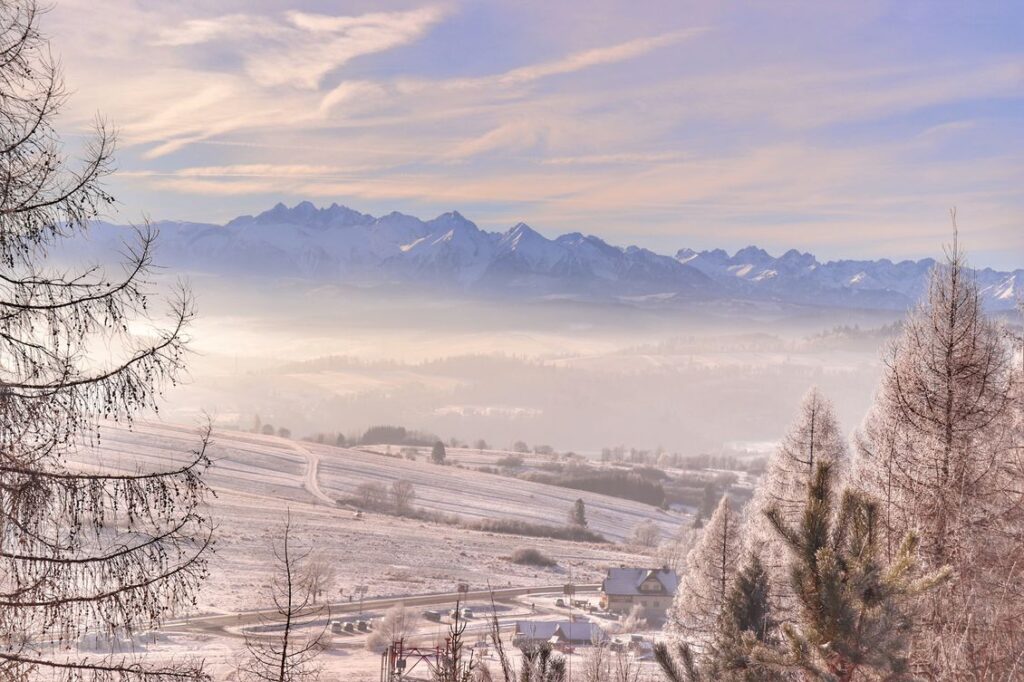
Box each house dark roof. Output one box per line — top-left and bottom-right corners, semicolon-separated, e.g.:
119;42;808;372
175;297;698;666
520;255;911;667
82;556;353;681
513;620;602;643
601;567;679;597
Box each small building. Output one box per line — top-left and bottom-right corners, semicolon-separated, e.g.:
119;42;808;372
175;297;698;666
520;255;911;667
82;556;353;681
512;620;603;648
600;567;679;622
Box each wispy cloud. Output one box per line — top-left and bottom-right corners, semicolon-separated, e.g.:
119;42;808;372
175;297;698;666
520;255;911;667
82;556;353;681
441;28;708;89
542;152;688;165
155;7;446;89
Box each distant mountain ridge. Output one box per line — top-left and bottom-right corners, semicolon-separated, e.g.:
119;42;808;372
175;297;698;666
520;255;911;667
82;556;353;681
86;201;1020;311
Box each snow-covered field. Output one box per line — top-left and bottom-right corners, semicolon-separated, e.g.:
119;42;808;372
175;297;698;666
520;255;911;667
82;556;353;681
68;421;680;680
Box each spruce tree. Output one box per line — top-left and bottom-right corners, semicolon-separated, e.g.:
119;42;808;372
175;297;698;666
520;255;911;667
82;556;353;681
658;553;781;682
723;553;775;644
668;495;742;649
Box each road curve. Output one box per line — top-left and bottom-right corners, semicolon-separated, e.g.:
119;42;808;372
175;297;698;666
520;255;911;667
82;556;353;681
289;439;335;506
163;583;600;640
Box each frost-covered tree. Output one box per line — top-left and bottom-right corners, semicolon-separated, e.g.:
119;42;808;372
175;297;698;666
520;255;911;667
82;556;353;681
630;519;660;547
854;236;1024;676
0;2;212;680
745;387;848;614
391;478;416;515
657;525;698;574
669;495;743;649
366;604;413;652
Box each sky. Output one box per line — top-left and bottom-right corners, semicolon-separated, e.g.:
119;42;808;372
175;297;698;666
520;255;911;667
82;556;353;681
48;0;1024;268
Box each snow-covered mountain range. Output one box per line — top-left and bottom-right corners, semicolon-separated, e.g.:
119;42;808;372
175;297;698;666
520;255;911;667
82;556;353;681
87;202;1020;311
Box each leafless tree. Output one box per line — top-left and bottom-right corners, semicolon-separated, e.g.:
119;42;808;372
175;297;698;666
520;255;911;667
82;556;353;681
299;551;336;606
657;526;697;574
742;387;848;620
391;479;416;516
630;520;661;548
854;232;1024;678
366;603;413;652
239;513;329;682
355;481;388;509
580;645;643;682
0;2;213;680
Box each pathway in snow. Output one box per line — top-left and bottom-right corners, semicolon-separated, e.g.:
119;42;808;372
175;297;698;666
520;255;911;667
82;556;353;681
289;440;334;506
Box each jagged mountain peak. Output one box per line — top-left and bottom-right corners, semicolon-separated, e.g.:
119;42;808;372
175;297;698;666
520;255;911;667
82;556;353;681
88;201;1018;310
734;245;772;260
228;201;373;229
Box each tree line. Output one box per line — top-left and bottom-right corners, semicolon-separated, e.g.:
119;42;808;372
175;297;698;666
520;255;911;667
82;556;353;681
664;237;1023;680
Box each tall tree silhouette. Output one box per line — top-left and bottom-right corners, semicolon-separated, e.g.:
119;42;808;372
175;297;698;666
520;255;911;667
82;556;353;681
854;233;1024;676
0;2;212;680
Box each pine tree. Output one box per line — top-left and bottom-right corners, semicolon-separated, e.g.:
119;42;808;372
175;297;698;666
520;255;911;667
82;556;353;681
854;236;1023;675
668;495;743;649
761;462;950;682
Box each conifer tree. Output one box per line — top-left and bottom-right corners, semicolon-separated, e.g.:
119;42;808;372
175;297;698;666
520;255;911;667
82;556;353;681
668;495;742;649
570;498;588;527
745;387;848;617
854;236;1023;675
658;553;781;682
239;514;329;682
761;462;950;681
723;553;776;645
431;440;447;464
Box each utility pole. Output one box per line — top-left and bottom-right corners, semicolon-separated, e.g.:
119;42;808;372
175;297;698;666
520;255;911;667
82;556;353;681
564;578;576;681
356;584;368;615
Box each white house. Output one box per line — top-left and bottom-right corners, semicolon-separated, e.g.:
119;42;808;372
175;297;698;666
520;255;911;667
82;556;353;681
512;620;603;648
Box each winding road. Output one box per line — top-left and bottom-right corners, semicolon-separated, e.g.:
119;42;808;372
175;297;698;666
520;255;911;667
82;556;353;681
163;584;600;640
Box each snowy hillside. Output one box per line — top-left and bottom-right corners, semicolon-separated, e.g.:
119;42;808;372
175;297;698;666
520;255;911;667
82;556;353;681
77;422;685;544
82;202;1021;310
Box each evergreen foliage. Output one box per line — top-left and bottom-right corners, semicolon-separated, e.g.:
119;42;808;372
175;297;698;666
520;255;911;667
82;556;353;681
761;462;950;681
569;498;588;527
431;440;447;464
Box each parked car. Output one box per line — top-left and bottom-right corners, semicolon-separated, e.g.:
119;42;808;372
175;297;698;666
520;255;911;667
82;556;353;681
422;610;441;622
461;608;473;619
356;620;369;632
343;622;355;633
